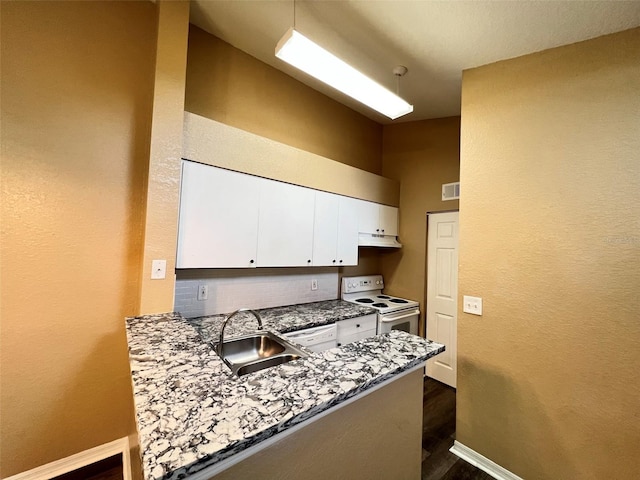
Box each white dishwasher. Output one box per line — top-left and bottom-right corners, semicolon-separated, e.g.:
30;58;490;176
282;323;337;352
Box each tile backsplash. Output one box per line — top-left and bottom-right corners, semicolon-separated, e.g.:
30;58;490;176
174;268;339;318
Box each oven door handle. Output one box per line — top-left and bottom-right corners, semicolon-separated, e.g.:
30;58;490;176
380;307;420;322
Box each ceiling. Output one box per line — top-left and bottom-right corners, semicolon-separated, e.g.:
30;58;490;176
190;0;640;124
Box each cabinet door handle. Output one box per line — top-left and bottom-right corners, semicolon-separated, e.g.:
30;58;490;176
337;342;342;347
376;228;380;232
332;259;336;264
381;229;385;233
339;259;343;263
307;259;311;264
249;259;254;264
356;324;360;328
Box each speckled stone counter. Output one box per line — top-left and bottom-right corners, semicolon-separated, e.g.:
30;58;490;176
126;304;445;480
189;299;377;343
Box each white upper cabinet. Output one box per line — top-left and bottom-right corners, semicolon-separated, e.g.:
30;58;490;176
379;204;398;236
311;192;358;266
357;200;399;236
257;180;315;267
176;161;397;268
176;161;260;268
336;196;359;265
357;200;380;234
312;191;340;266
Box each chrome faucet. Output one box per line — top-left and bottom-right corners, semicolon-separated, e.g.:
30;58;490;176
217;308;263;357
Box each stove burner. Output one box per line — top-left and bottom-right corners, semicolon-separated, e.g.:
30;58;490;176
372;302;389;308
389;298;409;304
377;295;391;299
356;298;374;303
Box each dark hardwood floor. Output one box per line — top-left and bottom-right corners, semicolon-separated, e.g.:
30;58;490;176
51;455;122;480
422;376;493;480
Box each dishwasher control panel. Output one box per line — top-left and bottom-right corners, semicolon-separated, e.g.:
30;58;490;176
283;324;337;352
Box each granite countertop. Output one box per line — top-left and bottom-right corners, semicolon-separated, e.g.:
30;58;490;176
126;301;445;480
189;299;377;343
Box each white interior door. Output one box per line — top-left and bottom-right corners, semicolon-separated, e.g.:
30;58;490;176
426;211;459;387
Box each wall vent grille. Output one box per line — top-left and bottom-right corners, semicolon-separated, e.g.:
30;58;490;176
442;182;460;201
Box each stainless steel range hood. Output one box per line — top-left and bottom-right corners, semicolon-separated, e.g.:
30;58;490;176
358;233;402;248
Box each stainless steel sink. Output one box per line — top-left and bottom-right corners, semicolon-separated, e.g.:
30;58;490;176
236;354;303;376
215;331;308;376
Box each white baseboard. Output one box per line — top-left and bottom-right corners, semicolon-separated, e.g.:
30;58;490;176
4;437;132;480
450;440;523;480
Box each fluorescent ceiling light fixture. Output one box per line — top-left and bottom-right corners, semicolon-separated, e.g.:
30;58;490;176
275;28;413;120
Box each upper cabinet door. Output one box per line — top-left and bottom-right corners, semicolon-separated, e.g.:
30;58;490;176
312;191;339;266
257;180;316;267
176;162;260;268
356;200;399;236
379;204;399;236
336;196;359;265
357;200;380;235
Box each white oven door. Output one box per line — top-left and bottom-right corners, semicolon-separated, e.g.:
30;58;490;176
378;308;420;335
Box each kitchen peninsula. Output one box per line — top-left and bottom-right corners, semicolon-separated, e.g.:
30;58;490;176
126;303;444;480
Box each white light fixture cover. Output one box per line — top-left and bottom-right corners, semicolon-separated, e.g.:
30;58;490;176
275;28;413;120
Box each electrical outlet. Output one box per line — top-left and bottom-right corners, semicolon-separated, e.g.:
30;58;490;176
197;285;208;301
463;295;483;315
311;279;318;291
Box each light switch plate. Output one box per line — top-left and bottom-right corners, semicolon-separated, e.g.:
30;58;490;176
463;295;483;315
151;259;167;279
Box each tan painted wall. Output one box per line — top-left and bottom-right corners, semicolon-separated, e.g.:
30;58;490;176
458;28;640;479
185;25;383;175
138;0;190;315
182;112;399;206
211;370;424;480
380;118;461;335
0;2;156;476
